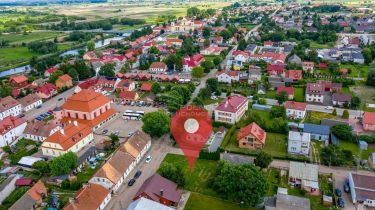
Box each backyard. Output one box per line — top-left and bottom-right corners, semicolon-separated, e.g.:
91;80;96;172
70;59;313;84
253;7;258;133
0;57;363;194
294;87;305;102
184;193;255;210
305;111;338;124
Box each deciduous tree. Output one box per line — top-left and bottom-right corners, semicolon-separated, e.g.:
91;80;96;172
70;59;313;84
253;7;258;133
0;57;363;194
142;111;170;137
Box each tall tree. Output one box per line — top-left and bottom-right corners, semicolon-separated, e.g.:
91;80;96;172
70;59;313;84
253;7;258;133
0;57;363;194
87;40;95;51
142;111;170;137
192;66;204;78
98;63;115;77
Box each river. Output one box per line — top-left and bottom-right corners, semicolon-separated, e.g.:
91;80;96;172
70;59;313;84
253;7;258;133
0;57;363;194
0;36;125;78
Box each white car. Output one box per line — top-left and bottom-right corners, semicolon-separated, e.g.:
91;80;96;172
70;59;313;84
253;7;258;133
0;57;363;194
325;106;334;110
145;155;152;163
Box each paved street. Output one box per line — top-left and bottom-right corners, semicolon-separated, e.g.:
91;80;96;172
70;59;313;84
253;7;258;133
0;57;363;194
105;137;182;210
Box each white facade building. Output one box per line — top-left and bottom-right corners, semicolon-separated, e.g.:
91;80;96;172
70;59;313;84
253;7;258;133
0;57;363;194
0;116;27;147
214;95;248;124
0;96;22;120
288;131;311;156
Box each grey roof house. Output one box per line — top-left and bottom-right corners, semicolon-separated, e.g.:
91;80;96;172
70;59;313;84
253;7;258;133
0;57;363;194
265;193;310;210
288;54;302;65
332;93;352;107
303;123;330;141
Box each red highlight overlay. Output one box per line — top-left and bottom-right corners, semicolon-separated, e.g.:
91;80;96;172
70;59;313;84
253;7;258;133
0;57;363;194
171;106;212;170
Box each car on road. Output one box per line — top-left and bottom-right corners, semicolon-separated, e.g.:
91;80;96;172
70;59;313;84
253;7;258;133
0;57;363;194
134;170;142;179
325;106;334;110
102;129;108;135
19;114;25;118
145;155;152;163
337;197;345;208
127;132;134;137
36;105;42;109
58;98;63;101
335;188;342;197
128;179;136;186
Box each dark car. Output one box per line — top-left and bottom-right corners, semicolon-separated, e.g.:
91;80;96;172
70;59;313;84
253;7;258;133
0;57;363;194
335;188;342;197
337;197;345;208
58;98;63;101
134;170;142;179
128;179;136;186
102;129;108;135
344;178;350;193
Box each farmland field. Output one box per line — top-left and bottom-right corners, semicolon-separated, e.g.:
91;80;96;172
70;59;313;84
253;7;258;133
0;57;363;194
0;32;66;45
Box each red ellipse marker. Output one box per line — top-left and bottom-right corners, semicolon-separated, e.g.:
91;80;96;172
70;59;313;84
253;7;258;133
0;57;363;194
171;105;212;171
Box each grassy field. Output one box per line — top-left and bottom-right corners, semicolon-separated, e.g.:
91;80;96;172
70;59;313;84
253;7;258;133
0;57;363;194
339;141;375;160
305;111;338;124
350;85;375;104
340;63;369;78
309;41;334;49
294;87;305;102
184;193;254;210
161;153;218;197
0;32;66;45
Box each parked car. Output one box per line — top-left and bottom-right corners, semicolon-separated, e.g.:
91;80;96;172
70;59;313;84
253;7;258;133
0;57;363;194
134;170;142;179
102;129;108;134
337;197;345;208
58;98;63;101
325;106;334;110
128;179;136;186
145;155;152;163
36;105;42;109
344;178;350;193
127;132;134;137
335;188;342;197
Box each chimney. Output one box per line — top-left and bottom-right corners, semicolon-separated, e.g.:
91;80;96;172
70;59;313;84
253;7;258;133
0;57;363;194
73;121;78;126
160;189;164;196
60;129;65;135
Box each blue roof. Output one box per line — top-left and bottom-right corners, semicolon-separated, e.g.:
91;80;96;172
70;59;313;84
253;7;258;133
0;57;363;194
330;134;339;146
303;123;330;135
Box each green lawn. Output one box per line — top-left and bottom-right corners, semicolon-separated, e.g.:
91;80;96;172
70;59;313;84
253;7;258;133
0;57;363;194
239;23;257;31
294;87;305;102
309;41;334;49
305;111;338;124
184;192;254;210
340;63;369;78
263;133;288;158
265;90;276;99
0;31;65;44
160;154;218;197
339;141;375;160
203;97;224;105
112;24;144;31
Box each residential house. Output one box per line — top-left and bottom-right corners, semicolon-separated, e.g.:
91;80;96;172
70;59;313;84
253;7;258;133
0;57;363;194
61;89;117;131
116;80;136;92
9;75;28;89
36;83;58;99
149;62;167;74
289;161;319;195
245;44;258;54
41;121;94;157
248;66;262;84
0;174;20;204
63;183;112;210
56;74;73;89
133;173;182;207
119;130;151;164
200;46;227;55
0;96;22;120
348;173;375;208
265;193;310;210
288;54;302;65
302;61;314;72
214;95;248;124
303;123;330;141
9;180;47;210
18;94;42;112
170;17;203;32
216;70;240;84
363;112;375;132
83;51;97;60
288;131;311;156
284;101;307;119
44;67;58;77
182;54;204;72
305;83;324;103
165;38;183;47
264;40;273;47
285;70;302;81
89;150;136;192
23;120;60;142
140;83;152;92
249;52;287;64
0;116;26;147
128;197;174;210
232;50;250;63
332;93;352;107
267;64;285;76
209;36;223;45
277;86;294;100
118;91;139;102
237;122;266;150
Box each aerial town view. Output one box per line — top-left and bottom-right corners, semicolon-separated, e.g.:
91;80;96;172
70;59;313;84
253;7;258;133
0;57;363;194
1;0;375;209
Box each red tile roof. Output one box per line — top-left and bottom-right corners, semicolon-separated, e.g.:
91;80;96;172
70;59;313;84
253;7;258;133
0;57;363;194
118;91;138;100
284;101;307;111
45;67;58;75
140;83;152;92
63;183;110;210
286;70;302;80
0;96;20;112
237;122;266;144
267;64;285;75
62;90;110;113
36;83;57;95
149;62;167;69
363;112;375;125
318;63;328;69
57;74;72;82
215;95;247;113
0;116;26;135
182;54;204;68
15;178;33;186
277;86;295;95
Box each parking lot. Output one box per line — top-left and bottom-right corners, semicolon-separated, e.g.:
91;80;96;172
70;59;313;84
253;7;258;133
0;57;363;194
95;116;144;141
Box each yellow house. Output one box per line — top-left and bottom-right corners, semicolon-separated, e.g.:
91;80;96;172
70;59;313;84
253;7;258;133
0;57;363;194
41;121;93;157
56;74;73;89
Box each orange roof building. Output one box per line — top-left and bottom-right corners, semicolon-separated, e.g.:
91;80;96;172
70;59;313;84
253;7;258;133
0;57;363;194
237;122;266;150
61;89;117;131
41;121;93;157
56;74;73;89
10;181;47;210
63;183;111;210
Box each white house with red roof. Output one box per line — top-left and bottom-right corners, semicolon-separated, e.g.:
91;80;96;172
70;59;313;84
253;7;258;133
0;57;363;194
200;46;227;56
363;112;375;132
302;61;314;72
237;122;266;150
166;38;183;47
44;67;58;78
182;54;204;72
249;52;287;64
214;95;248;124
216;70;241;84
149;62;167;73
0;116;27;146
277;86;294;100
0;96;22;120
83;51;97;61
36;83;58;99
232;50;250;63
284;101;307;119
285;70;303;81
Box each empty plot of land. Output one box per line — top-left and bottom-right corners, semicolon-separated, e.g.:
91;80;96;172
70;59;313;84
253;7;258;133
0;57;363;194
350;85;375;104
